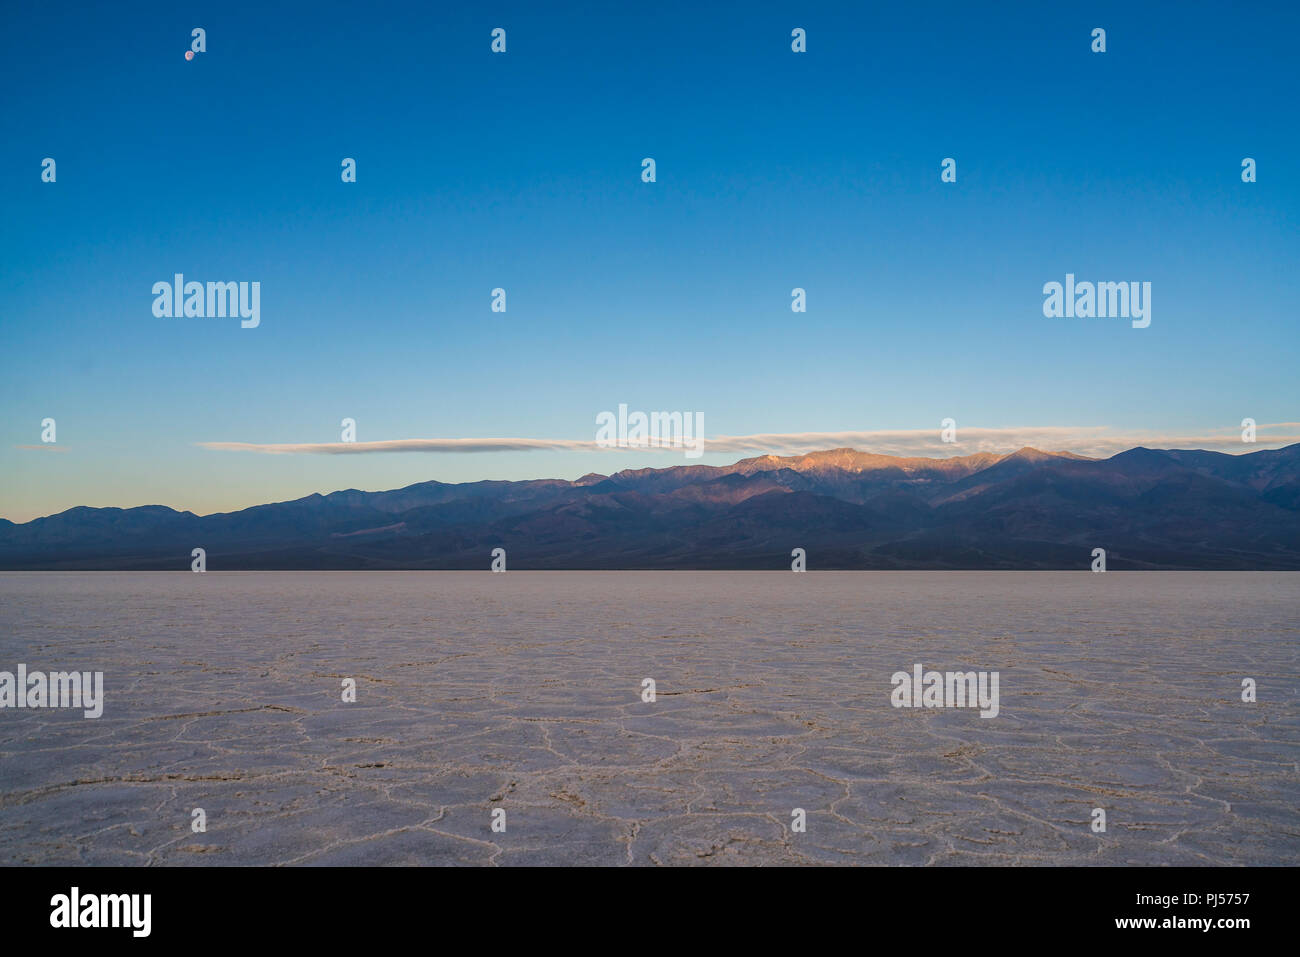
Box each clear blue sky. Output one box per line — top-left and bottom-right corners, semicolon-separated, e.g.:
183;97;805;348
2;0;1297;521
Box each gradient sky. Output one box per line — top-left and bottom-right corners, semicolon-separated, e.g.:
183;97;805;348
2;1;1297;522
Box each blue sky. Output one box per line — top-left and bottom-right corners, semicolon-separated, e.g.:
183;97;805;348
1;0;1297;521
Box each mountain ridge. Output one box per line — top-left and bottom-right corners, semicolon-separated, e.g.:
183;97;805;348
3;444;1298;570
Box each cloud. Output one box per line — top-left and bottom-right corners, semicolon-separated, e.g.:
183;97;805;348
197;424;1300;459
198;438;600;454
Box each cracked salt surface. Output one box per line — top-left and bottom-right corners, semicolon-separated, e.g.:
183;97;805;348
0;571;1295;866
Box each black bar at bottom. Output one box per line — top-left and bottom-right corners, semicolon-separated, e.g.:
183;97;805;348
3;865;1284;943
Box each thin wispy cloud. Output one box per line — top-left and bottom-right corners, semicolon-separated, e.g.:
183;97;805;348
198;425;1300;459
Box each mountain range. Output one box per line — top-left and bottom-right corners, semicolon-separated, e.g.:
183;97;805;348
3;444;1300;570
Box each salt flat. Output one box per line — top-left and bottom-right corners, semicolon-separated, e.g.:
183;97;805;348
0;571;1295;866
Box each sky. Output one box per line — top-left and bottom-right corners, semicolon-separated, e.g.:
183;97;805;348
1;0;1297;522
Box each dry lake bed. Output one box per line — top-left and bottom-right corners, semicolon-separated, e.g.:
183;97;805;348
0;571;1296;866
